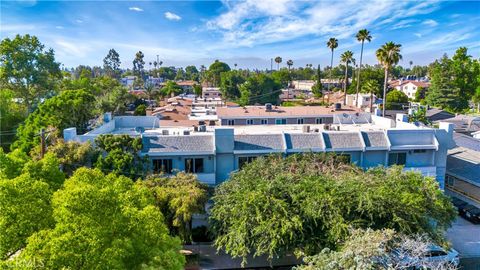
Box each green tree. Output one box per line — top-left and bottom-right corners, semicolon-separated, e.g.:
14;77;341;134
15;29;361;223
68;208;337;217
327;38;339;91
0;90;27;151
210;154;455;264
312;65;323;98
415;86;427;102
157;66;176;80
0;151;64;260
361;79;380;112
193;84;202;97
185;65;199;81
238;74;281;105
409;107;430;125
207;60;231;86
162;81;182;98
175;68;185;81
103;48;121;78
386;90;408;110
94;134;145;178
274;56;282;70
10;168;185;269
376;42;402;116
340;51;355;105
426;48;478;112
286;59;294;71
271;68;291;88
12;90;96;153
0;34;61;112
354;29;372;106
132;51;145;76
142;172;208;243
134;104;147;116
220;70;245;100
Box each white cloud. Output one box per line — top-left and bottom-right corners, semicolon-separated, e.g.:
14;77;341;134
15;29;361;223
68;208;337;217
129;7;143;12
422;19;438;27
206;0;442;48
165;12;181;21
75;19;83;23
54;40;93;58
55;26;64;29
414;33;422;38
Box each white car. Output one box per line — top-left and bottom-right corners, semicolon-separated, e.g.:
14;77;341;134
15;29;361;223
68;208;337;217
393;245;460;269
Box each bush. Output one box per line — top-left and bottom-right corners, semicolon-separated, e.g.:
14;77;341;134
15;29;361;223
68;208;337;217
386;90;408;110
134;104;146;115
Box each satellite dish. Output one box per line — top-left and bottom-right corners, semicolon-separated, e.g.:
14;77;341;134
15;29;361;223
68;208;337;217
135;127;145;134
342;113;349;118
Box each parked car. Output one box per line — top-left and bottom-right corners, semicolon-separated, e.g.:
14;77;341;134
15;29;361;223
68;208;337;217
391;245;459;269
460;204;480;224
451;197;469;214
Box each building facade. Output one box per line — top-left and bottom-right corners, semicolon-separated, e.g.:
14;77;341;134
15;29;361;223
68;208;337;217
64;114;455;188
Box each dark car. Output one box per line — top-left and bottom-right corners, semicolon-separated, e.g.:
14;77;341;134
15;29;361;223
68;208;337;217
463;205;480;224
451;197;469;214
461;205;480;224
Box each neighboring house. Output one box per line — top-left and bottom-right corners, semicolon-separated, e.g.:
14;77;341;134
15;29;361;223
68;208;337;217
64;114;455;187
473;131;480;139
425;108;455;122
291;80;315;91
121;76;136;87
216;104;364;126
441;115;480;135
280;89;312;100
346;93;376;109
445;133;480;208
390;80;430;99
176;80;198;93
202;87;222;99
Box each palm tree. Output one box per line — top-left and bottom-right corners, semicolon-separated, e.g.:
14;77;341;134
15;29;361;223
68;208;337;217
286;59;293;71
149;62;152;70
274;56;282;70
234;63;237;69
376;42;402;116
144;82;156;107
340;51;354;105
409;60;413;70
362;79;379;113
327;38;338;92
354;29;372;107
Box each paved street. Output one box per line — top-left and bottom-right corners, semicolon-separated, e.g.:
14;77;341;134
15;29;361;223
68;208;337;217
447;217;480;269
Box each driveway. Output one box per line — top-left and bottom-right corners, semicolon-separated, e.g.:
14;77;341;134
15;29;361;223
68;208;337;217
447;217;480;269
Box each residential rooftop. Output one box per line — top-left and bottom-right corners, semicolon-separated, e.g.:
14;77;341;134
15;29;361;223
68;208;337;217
216;105;362;119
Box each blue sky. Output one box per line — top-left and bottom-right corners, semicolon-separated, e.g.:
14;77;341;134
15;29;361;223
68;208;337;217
1;0;479;70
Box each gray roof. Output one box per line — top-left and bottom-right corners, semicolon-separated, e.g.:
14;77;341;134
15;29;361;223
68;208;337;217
143;135;214;153
453;133;480;152
322;132;363;150
234;134;284;151
447;147;480;185
361;131;389;149
285;133;324;150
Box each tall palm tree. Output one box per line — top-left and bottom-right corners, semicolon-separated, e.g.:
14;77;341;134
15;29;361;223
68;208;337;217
327;38;338;92
340;51;354;105
274;56;282;70
234;63;238;69
376;42;402;116
354;29;372;107
409;60;413;70
286;59;293;71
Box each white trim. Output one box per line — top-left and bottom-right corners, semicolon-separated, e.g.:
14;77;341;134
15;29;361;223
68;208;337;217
219;114;336;120
233;149;285;154
142;151;215;157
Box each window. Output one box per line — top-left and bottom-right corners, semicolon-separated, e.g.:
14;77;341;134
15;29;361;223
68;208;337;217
297;118;304;124
227;119;235;126
238;156;257;169
316;118;323;124
185;158;204;173
153;159;173;174
388;153;407;166
246;119;254;125
261;119;268;125
275;118;287;125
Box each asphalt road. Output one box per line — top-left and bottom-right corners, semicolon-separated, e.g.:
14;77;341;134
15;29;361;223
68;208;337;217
447;217;480;270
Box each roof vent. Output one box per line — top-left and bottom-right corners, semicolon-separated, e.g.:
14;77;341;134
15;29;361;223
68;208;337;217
198;125;206;132
335;103;342;111
162;130;169;135
183;130;190;135
302;125;311;133
265;103;273;111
